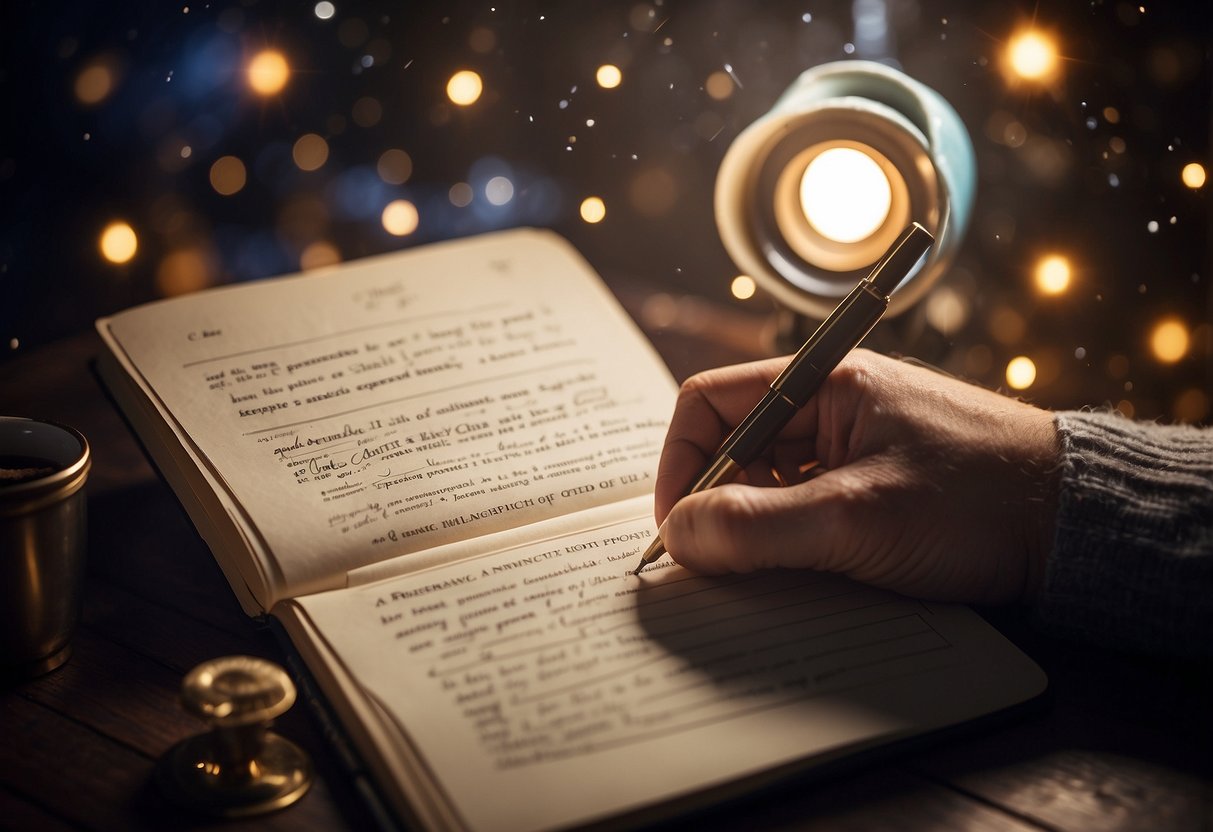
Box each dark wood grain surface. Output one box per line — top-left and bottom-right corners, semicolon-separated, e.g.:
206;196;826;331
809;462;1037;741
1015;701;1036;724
2;292;1210;831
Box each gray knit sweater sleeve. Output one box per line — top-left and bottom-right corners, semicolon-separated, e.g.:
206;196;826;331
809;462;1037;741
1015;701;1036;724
1036;410;1213;655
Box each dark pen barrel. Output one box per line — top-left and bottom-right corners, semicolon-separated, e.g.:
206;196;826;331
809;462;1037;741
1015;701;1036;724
717;389;800;468
772;285;888;407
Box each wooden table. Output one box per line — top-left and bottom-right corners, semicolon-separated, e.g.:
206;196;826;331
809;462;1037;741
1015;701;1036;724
3;292;1211;831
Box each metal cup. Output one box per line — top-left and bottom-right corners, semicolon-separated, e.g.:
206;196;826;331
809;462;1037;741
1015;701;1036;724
0;416;91;681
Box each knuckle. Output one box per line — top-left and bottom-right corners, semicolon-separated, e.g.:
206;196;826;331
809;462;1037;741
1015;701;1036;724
676;370;716;405
828;360;875;399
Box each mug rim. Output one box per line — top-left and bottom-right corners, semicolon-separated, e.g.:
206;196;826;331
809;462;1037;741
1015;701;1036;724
0;416;91;508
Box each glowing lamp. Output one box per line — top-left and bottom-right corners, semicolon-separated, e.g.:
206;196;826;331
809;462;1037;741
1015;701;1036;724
715;61;975;331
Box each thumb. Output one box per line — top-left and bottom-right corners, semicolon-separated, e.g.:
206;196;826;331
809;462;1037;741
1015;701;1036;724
660;473;873;576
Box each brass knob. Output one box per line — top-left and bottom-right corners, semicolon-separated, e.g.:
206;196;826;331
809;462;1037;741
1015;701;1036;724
156;656;313;817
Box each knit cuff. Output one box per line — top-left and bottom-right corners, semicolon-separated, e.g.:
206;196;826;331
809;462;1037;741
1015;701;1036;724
1035;409;1213;655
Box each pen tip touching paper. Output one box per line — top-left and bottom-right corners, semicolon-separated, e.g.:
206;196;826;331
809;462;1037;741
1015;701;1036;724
632;537;667;575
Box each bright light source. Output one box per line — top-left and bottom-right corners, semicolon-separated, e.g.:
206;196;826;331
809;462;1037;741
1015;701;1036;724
1182;162;1207;189
1006;30;1058;81
799;147;892;243
1150;318;1189;363
381;200;419;236
1005;356;1037;390
446;70;483;106
579;196;606;224
596;64;622;89
247;50;290;96
313;1;335;20
1034;254;1072;295
99;222;138;264
730;275;756;300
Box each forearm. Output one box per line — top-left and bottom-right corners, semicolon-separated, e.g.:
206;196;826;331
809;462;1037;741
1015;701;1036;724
1036;409;1213;655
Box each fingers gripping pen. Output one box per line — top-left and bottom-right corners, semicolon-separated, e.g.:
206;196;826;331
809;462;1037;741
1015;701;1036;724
632;223;934;575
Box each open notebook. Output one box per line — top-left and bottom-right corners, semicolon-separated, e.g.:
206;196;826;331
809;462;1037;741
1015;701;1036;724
96;228;1046;831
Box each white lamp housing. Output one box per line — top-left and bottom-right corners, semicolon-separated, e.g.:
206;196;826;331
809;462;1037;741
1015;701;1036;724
716;60;976;320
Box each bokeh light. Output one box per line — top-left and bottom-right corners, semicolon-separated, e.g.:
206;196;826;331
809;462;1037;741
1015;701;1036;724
377;149;413;184
209;156;247;196
292;134;329;171
469;27;496;54
352;96;383;127
446;70;483;106
628;168;678;218
924;286;970;335
1005;356;1037;390
579;196;606;224
1181;162;1207;189
1150;318;1189;363
1033;254;1072;295
705;71;735;100
730;275;756;300
1006;30;1059;82
449;182;473;208
74;57;118;105
247;50;290;96
1173;388;1210;424
799;147;892;243
300;240;341;270
596;64;623;89
99;222;138;264
7;2;1212;431
156;248;216;297
485;176;514;206
989;306;1027;345
381;199;419;236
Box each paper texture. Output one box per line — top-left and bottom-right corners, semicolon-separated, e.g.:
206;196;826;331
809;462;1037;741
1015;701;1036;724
99;230;676;606
297;512;1047;832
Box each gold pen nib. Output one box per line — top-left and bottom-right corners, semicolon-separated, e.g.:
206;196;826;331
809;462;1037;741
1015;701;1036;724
631;537;667;576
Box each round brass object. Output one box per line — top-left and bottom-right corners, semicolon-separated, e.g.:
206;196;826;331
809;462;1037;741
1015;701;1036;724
156;655;313;818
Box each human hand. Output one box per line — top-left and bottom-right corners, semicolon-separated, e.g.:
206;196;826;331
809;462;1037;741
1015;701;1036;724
654;349;1061;605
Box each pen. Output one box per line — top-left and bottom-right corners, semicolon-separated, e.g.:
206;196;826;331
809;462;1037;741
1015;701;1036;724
631;222;935;575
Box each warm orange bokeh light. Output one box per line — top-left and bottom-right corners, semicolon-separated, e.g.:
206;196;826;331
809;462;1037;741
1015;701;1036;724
1005;356;1037;390
248;50;290;96
596;64;623;89
381;200;419;236
446;70;483;106
209;156;247;196
75;58;118;105
99;222;138;264
1034;254;1072;296
1005;30;1059;82
1181;162;1207;189
1150;318;1189;364
292;134;329;171
730;275;756;300
579;196;606;224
